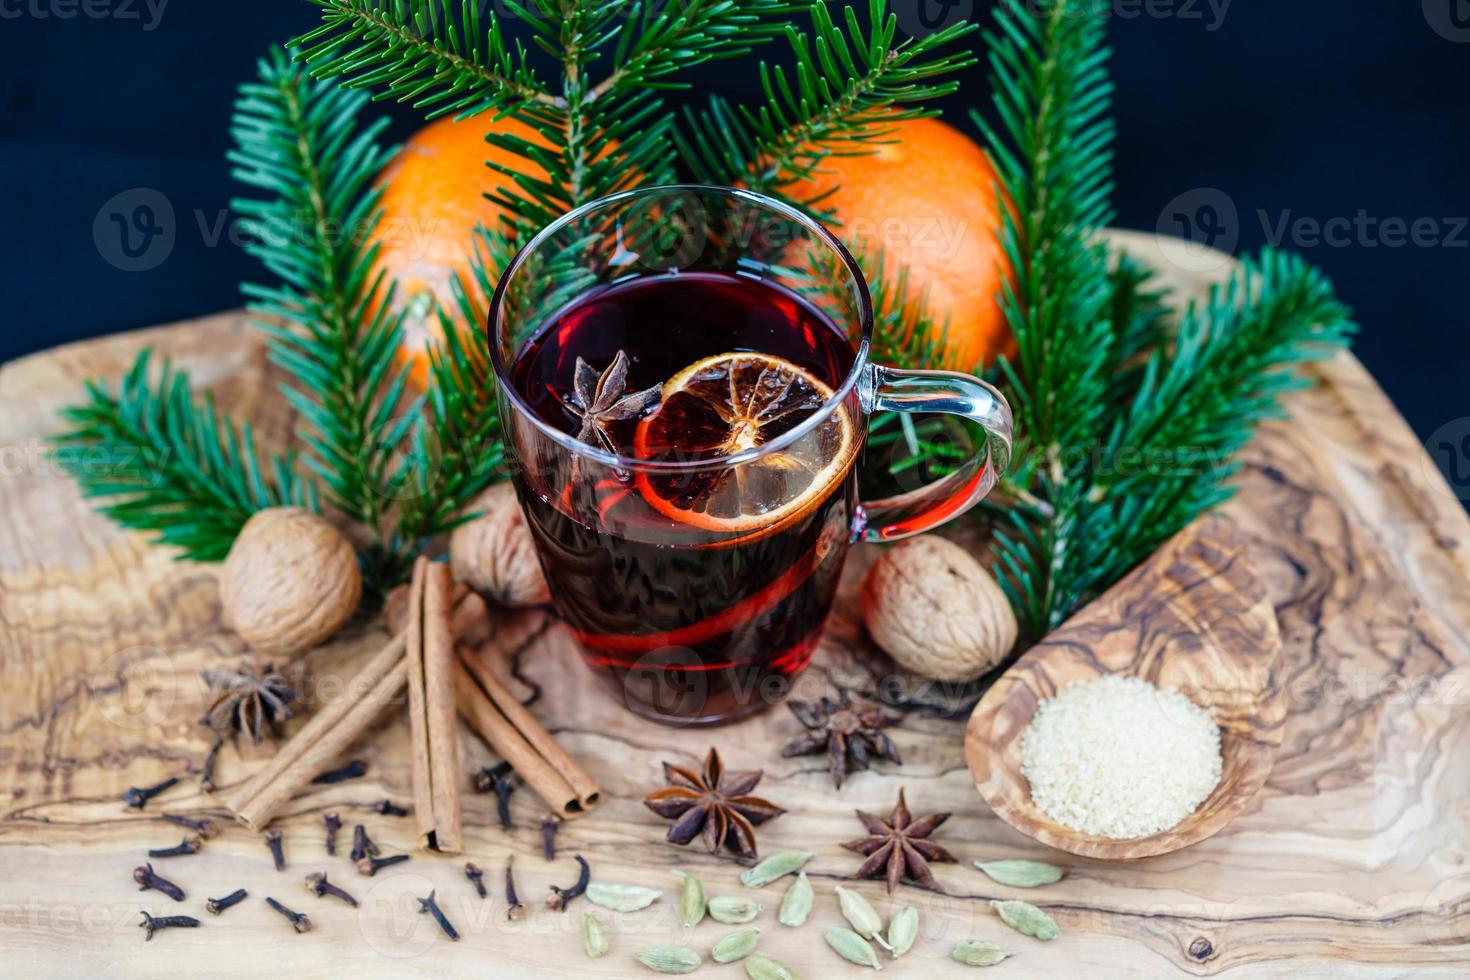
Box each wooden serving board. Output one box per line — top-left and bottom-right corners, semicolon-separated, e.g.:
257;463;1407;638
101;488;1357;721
1;231;1467;977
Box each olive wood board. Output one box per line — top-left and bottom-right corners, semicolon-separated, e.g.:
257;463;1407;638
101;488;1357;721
1;231;1468;977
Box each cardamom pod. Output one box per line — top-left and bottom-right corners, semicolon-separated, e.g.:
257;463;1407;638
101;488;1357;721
777;871;813;928
886;906;919;957
824;925;883;971
711;927;760;963
990;899;1060;941
708;896;762;924
740;850;814;889
587;882;661;913
952;939;1010;967
581;912;610;959
745;953;800;980
974;859;1064;889
835;886;892;950
633;945;703;974
675;871;706;928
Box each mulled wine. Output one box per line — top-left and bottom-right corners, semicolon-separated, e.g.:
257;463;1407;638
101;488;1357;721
507;271;861;724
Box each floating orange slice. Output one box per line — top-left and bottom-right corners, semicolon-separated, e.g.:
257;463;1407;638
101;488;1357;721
632;352;857;535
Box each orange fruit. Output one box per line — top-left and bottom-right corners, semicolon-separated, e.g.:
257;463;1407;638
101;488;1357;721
368;114;552;390
633;352;857;535
783;116;1013;372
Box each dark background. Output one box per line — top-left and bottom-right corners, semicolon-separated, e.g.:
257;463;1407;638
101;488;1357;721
2;1;1466;478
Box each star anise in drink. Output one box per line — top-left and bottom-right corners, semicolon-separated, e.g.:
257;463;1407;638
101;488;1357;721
562;350;661;455
199;663;296;744
643;748;785;859
843;787;955;893
781;692;901;789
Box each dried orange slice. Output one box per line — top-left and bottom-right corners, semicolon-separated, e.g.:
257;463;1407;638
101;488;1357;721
632;352;857;534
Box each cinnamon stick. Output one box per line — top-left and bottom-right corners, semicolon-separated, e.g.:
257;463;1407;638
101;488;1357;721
457;646;601;813
404;557;463;853
229;589;489;833
229;636;407;831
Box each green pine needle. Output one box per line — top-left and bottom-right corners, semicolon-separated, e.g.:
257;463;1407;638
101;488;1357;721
676;0;978;204
51;349;317;562
229;47;415;541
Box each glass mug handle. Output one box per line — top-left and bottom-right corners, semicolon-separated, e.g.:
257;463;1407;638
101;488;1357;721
855;363;1015;542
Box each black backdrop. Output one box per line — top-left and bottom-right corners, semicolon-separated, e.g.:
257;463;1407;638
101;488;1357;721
3;1;1467;486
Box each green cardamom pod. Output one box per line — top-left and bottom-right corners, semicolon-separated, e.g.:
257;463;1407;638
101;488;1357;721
777;871;813;927
711;927;761;963
708;896;762;924
824;925;883;971
633;945;703;974
952;940;1011;967
740;850;815;889
745;953;800;980
990;899;1060;941
581;912;610;959
835;886;892;950
886;906;919;957
587;882;661;913
675;871;706;928
974;859;1064;888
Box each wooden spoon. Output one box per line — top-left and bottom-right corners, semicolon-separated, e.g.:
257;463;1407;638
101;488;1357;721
965;514;1286;861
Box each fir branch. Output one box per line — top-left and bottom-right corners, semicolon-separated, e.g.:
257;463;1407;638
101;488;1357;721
52;350;316;562
229;48;414;538
675;0;978;202
293;0;552;118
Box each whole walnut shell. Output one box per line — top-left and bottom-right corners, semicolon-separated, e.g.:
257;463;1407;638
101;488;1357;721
449;482;550;608
862;535;1018;683
219;508;362;655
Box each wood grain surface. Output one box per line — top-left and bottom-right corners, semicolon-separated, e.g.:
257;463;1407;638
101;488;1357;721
1;231;1468;977
967;513;1287;861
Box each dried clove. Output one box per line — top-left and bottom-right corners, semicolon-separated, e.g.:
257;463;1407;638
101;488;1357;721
264;829;286;871
266;897;312;934
541;815;560;861
505;858;525;921
312;759;366;785
417;890;460;941
350;824;379;862
200;738;223;793
206;888;248;915
133;864;185;902
357;853;411;877
465;862;487;899
474;761;513;793
371;799;409;817
148;837;201;858
305;872;359;907
139;911;199;941
546;855;590;912
161;813;218;838
123;777;180;810
323;812;341;856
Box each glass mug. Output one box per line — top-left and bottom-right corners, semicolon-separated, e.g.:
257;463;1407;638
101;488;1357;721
489;185;1012;725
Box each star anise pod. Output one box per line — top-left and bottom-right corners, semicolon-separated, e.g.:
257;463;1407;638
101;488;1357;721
563;350;661;455
842;787;955;894
782;692;901;789
643;748;785;859
199;663;296;744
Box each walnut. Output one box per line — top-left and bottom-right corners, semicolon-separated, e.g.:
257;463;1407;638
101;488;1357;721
448;482;550;608
861;535;1017;683
218;508;362;655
